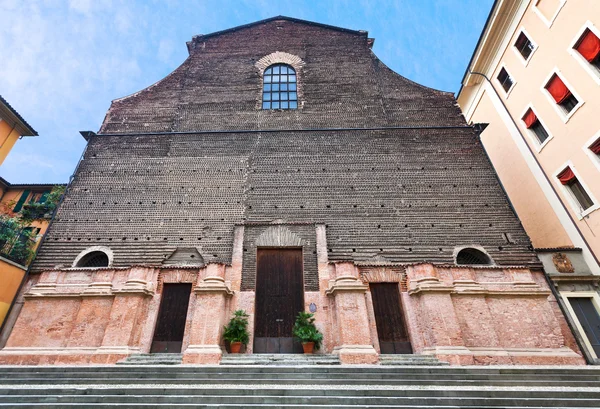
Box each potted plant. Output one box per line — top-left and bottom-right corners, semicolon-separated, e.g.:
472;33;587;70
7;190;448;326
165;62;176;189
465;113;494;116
223;309;249;354
293;311;323;354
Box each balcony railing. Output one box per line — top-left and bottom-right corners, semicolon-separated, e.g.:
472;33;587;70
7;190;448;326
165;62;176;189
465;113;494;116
0;221;37;267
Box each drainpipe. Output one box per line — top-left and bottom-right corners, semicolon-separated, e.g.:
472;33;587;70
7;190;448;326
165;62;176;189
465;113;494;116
467;70;595;364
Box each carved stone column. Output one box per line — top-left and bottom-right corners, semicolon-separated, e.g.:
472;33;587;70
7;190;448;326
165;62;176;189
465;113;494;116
183;263;233;364
326;262;378;364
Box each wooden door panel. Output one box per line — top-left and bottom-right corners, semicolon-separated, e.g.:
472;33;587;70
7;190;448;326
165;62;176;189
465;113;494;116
254;248;304;353
370;283;412;354
569;297;600;357
151;283;192;353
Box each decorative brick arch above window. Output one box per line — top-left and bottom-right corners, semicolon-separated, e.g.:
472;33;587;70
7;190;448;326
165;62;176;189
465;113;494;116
255;52;305;109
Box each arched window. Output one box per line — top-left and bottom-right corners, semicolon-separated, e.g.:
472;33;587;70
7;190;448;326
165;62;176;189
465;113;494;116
76;251;109;268
262;64;297;110
456;248;492;265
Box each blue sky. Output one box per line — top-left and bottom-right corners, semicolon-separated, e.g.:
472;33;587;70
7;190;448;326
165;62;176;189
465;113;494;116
0;0;493;184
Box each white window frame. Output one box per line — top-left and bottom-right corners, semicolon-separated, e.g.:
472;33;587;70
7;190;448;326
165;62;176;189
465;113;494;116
560;291;600;360
540;68;585;123
532;0;566;28
553;161;600;219
568;21;600;85
583;130;600;173
512;27;538;66
519;104;553;152
496;63;516;98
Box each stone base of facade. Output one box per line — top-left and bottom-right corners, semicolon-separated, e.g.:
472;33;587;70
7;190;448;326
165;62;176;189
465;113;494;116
0;262;587;367
333;345;379;364
423;346;584;365
0;346;139;365
182;345;223;364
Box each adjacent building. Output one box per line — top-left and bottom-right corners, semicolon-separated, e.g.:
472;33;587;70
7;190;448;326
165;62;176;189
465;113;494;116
457;0;600;363
0;16;584;366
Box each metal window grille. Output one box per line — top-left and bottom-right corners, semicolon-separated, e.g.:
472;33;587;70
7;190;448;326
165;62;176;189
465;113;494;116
262;64;298;110
456;248;492;265
77;251;109;267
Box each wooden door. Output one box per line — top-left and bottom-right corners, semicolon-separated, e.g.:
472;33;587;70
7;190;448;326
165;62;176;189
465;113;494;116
569;297;600;357
151;283;192;353
370;283;412;354
254;248;304;353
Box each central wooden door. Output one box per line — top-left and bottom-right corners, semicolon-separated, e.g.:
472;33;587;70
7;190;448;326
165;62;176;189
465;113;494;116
254;248;304;354
370;283;412;354
150;283;192;353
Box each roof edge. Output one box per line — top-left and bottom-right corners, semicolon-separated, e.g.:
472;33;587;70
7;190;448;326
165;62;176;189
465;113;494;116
0;94;37;136
187;15;367;53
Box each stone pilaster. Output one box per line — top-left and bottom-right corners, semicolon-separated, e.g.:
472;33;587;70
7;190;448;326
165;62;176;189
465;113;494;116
326;262;378;364
90;268;154;364
183;263;233;364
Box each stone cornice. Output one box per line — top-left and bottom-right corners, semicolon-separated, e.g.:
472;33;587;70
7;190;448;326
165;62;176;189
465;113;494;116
325;276;368;296
193;276;234;296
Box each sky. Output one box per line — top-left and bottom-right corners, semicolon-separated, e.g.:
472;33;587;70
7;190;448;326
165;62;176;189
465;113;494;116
0;0;493;184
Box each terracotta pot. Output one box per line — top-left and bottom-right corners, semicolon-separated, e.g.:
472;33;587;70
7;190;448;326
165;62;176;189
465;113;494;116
230;342;242;354
302;342;315;354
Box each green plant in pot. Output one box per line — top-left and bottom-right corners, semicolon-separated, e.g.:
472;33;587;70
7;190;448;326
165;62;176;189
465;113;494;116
223;309;249;354
293;311;323;354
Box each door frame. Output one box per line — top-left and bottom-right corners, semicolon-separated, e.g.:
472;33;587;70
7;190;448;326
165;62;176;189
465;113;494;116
367;281;412;354
150;282;193;353
253;246;305;353
561;291;600;360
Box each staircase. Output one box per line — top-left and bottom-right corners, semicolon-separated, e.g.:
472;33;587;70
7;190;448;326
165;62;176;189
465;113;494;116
1;364;600;407
378;354;449;365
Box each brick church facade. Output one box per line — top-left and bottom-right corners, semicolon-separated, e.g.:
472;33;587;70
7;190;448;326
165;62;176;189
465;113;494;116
0;17;584;365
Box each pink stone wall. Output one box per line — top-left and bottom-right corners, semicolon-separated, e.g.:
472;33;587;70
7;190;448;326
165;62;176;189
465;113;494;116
0;260;586;366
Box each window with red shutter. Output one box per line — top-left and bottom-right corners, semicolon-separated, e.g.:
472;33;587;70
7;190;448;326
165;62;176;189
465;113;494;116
575;29;600;70
522;108;549;144
545;74;579;113
557;167;594;211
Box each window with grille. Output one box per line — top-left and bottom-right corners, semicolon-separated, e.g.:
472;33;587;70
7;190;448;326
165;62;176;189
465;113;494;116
497;67;514;93
515;32;535;61
262;64;298;110
456;248;492;265
76;251;109;268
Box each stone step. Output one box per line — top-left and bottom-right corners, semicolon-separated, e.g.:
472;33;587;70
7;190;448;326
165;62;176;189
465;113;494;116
3;365;600;375
1;365;600;408
220;354;341;365
378;355;449;366
1;394;600;407
117;354;183;365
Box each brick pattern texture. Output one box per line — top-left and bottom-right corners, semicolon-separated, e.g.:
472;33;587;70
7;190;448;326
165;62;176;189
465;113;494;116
30;17;537;273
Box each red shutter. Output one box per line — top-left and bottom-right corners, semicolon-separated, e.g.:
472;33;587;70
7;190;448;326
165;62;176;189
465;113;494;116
576;30;600;62
522;109;538;128
590;138;600;155
557;167;576;185
546;75;572;104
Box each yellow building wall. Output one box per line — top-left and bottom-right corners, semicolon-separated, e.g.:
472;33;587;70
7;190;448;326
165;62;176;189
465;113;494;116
0;259;26;326
0;120;21;166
